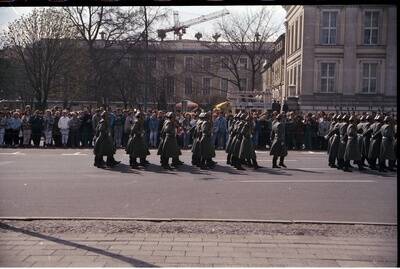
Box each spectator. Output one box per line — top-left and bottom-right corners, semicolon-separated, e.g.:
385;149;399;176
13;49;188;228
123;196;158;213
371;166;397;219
53;110;62;147
43;109;54;147
80;109;92;148
148;111;159;148
214;111;227;150
30;110;43;147
182;113;191;149
113;108;124;148
0;111;6;147
318;114;330;150
8;112;22;147
68;112;81;148
58;110;70;147
21;110;32;147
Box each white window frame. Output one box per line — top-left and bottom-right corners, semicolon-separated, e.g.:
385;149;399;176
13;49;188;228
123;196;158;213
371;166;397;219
363;10;379;45
320;62;336;93
361;63;378;93
320;10;338;45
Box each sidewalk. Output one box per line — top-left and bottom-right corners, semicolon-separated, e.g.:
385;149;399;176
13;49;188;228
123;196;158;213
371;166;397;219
0;222;396;267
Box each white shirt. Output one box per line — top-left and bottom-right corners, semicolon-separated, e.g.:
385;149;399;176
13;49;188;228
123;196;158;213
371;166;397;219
58;116;70;130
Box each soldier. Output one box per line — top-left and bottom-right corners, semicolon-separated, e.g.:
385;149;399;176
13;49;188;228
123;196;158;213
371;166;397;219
270;113;287;168
191;113;204;166
343;115;363;172
199;112;216;169
337;114;349;170
225;113;238;165
379;116;396;172
325;114;340;168
239;114;261;169
231;112;246;170
125;112;150;169
93;111;120;168
157;112;183;170
368;114;384;170
360;114;373;167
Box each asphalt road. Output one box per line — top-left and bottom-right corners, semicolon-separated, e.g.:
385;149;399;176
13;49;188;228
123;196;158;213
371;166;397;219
0;148;396;223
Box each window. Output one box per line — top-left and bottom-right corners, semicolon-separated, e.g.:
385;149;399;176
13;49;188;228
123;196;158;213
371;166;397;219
185;77;192;95
221;57;229;69
362;63;378;93
297;64;301;94
287;28;291;54
295;20;298;50
364;11;379;45
148;56;156;68
202;77;211;95
220;78;228;94
167;56;175;69
291;25;294;53
239;78;247;91
165;76;175;95
203;57;211;70
299;15;303;49
185;57;193;71
320;63;335;92
239;58;248;69
321;11;338;44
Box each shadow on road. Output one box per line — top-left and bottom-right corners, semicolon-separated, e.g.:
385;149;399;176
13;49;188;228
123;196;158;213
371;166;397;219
284;168;324;174
0;222;157;267
358;169;397;178
106;163;141;174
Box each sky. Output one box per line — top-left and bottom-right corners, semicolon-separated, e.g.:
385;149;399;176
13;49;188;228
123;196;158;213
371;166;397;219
0;5;286;40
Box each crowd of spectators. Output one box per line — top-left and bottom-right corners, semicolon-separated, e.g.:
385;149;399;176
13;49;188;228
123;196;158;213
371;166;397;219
0;104;381;151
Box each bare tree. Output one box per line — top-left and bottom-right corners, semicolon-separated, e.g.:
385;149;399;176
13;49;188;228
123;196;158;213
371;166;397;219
3;8;77;109
200;7;280;93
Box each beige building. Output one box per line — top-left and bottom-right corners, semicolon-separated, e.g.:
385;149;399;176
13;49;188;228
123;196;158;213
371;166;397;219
282;5;397;112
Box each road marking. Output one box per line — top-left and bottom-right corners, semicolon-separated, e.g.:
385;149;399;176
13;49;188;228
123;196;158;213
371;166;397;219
301;151;326;154
236;179;376;183
0;151;26;155
61;152;88;156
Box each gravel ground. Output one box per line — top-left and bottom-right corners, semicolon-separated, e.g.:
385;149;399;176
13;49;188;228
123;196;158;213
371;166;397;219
0;220;396;239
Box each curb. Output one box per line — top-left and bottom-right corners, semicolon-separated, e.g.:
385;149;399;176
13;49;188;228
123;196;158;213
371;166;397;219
0;217;396;226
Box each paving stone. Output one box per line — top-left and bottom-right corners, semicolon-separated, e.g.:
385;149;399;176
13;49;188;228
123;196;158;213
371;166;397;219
165;256;200;264
68;261;107;267
24;255;64;263
0;261;35;267
152;250;185;257
172;245;203;252
232;257;270;266
199;256;234;264
336;260;377;267
53;249;88;256
31;261;71;267
185;251;218;257
158;241;188;246
189;242;217;247
304;259;340;267
140;244;172;251
267;257;309;267
4;241;37;246
17;249;55;256
204;246;235;252
218;251;251;258
174;237;203;242
109;244;141;251
104;261;132;267
119;250;153;256
59;255;97;262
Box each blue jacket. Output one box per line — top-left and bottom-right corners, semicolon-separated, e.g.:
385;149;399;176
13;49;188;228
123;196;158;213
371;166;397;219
148;117;159;132
7;117;22;130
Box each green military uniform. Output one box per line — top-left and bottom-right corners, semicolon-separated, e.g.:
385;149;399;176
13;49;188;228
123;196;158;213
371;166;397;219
325;115;340;167
199;113;216;169
361;116;373;166
270;114;287;168
379;117;396;171
93;112;120;168
239;115;260;169
343;119;362;171
367;115;384;170
336;115;349;169
157;112;183;169
225;115;238;165
231;113;246;170
126;112;150;168
191;114;203;166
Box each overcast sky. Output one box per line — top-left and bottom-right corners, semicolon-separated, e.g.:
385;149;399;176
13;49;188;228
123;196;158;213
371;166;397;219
0;6;286;40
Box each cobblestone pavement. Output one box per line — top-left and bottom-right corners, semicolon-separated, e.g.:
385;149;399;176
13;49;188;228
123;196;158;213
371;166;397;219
0;222;397;267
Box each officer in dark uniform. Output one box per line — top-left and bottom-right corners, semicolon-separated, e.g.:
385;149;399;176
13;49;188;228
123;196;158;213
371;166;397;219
93;111;120;168
379;116;396;172
191;113;204;166
125;111;150;169
239;114;261;169
225;113;238;165
337;114;349;170
157;112;183;169
368;114;384;170
343;115;363;172
231;112;246;170
270;113;287;168
199;112;216;169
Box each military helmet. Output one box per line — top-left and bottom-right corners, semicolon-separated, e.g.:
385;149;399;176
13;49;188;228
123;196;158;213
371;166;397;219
100;111;107;118
365;114;372;121
166;112;174;118
135;111;143;118
384;116;392;123
341;114;349;121
349;115;357;122
359;115;365;121
376;114;384;121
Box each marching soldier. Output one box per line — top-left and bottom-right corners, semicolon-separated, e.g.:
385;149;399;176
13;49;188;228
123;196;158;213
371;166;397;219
239;114;261;169
379;116;396;172
270;113;287;168
157;112;183;170
360;114;373;167
199;112;216;169
93;111;120;168
125;112;150;169
231;112;246;170
343;115;363;172
225;113;238;165
368;114;384;170
337;114;349;170
325;114;340;168
191;113;203;166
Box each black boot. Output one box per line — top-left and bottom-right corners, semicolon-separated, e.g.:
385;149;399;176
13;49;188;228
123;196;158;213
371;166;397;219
272;156;280;168
107;156;120;167
161;157;172;170
206;158;216;169
343;161;352;172
252;158;261;169
378;161;387;172
172;157;184;166
388;160;396;171
131;158;139;169
200;159;208;170
192;156;199;166
233;157;245;170
279;156;287;168
226;154;231;165
140;158;149;167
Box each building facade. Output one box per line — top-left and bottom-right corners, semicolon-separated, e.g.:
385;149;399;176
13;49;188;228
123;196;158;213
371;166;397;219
282;5;397;112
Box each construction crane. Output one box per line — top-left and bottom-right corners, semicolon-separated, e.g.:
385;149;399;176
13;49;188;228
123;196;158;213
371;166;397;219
157;9;230;41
